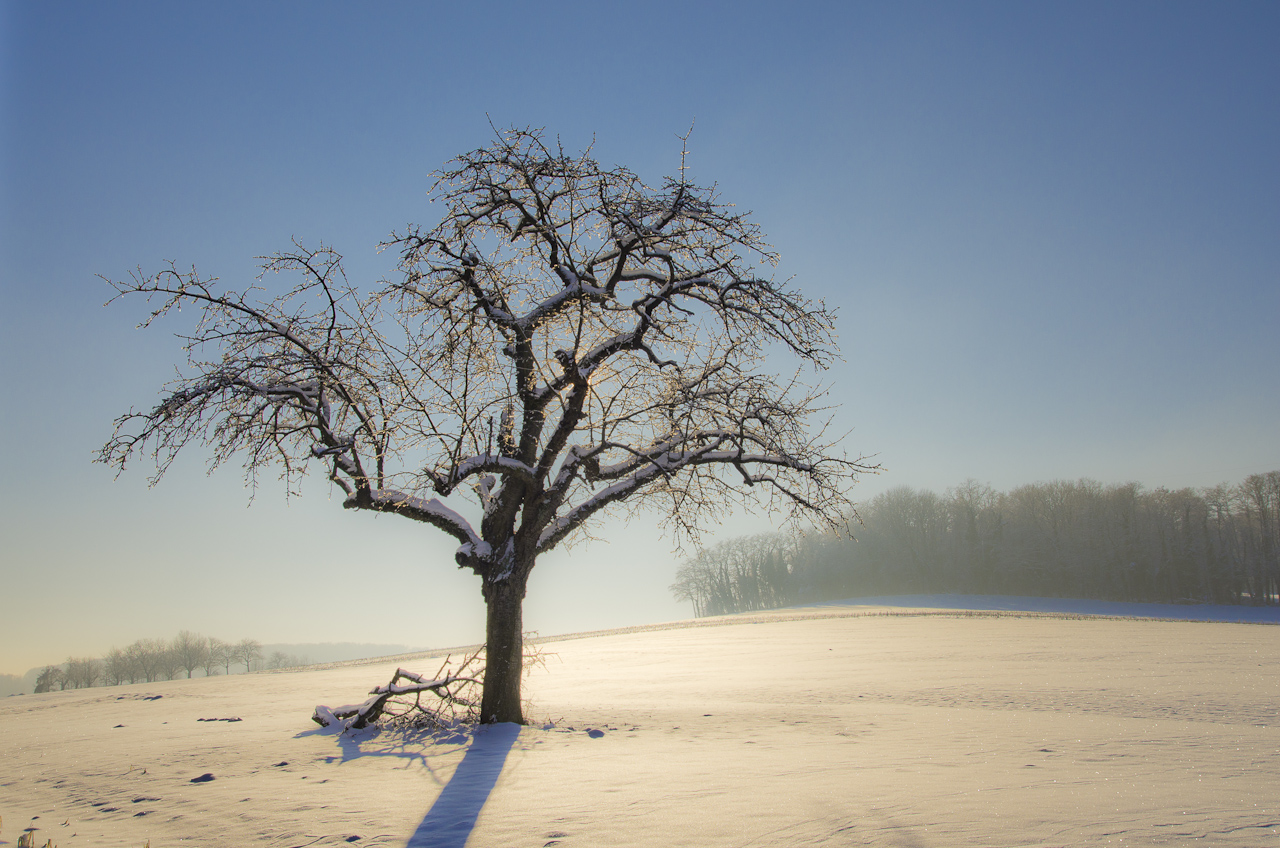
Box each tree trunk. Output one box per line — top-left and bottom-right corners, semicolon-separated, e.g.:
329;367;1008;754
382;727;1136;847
480;572;528;724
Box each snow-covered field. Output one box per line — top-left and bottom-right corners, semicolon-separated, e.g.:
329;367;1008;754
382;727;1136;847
3;602;1279;847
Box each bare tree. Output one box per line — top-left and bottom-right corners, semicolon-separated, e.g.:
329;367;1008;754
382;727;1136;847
267;650;304;670
99;128;872;723
671;532;797;617
125;637;172;682
232;638;263;673
103;647;135;686
154;644;184;681
203;637;228;677
64;657;102;689
171;630;210;678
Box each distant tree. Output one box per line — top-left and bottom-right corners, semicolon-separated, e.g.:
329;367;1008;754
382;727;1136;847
99;128;872;723
202;637;228;677
1239;472;1280;603
232;638;263;673
154;644;183;681
64;657;101;689
171;630;209;678
266;650;304;670
103;647;135;686
125;641;147;682
127;638;169;682
676;470;1280;612
34;665;61;693
671;532;796;617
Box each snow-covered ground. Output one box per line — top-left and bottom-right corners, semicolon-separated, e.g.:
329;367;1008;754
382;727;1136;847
3;603;1279;847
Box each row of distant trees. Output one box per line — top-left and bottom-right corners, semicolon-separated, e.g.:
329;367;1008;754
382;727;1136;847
32;631;308;692
672;471;1280;616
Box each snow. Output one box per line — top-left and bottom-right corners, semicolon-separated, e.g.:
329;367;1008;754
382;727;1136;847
312;669;467;732
3;604;1279;846
448;455;534;487
453;540;492;562
367;490;482;550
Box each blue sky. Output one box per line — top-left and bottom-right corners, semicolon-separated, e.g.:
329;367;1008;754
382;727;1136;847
2;1;1277;675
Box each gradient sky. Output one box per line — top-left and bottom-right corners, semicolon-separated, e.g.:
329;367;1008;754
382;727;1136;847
2;1;1277;676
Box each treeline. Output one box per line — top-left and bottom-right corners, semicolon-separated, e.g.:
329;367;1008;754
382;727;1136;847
28;631;308;693
671;471;1280;616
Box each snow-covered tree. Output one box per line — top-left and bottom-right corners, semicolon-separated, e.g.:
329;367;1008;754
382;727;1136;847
100;128;873;723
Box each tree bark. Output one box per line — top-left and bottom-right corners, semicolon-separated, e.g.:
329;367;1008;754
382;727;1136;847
480;570;528;724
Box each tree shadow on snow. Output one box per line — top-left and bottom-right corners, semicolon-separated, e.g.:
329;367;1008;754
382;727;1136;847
406;722;521;847
297;719;520;844
297;721;474;785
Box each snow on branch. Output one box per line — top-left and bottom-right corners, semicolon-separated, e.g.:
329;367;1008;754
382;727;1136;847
312;656;482;732
346;488;483;551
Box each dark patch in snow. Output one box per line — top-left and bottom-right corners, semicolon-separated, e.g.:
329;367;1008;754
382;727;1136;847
273;761;289;767
345;836;362;842
131;797;160;803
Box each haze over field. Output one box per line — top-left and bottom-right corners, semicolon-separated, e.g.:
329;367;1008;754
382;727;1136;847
2;2;1278;674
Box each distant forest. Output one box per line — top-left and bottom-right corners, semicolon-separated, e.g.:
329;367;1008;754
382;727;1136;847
671;471;1280;617
0;633;303;698
2;637;413;697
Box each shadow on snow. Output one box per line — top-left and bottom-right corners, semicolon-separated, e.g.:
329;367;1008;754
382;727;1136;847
298;718;520;844
406;722;521;848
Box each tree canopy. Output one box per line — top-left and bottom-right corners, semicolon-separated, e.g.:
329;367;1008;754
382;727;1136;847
101;127;873;722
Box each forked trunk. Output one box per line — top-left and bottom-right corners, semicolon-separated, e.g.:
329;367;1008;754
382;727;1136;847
480;572;528;724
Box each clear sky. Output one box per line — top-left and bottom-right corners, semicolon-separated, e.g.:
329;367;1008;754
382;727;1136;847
2;1;1277;676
